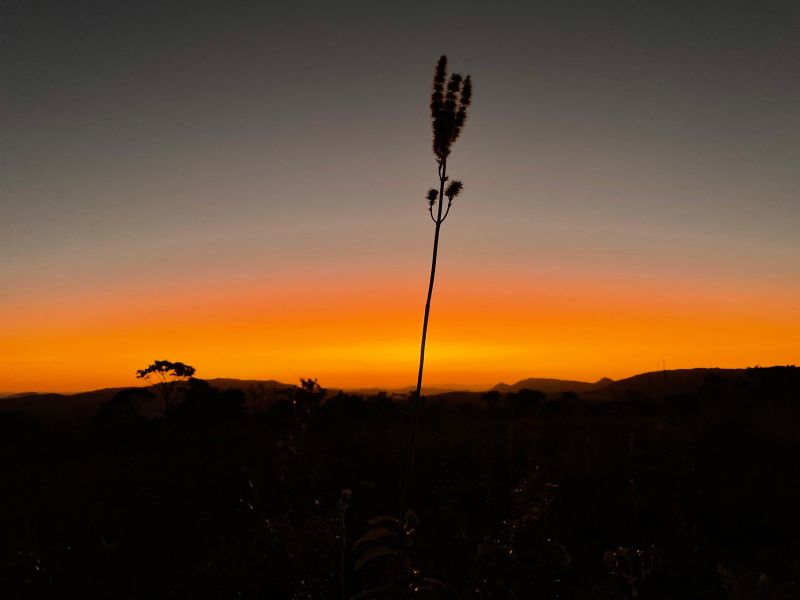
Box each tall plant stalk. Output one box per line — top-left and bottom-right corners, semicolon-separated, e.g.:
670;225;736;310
399;55;472;519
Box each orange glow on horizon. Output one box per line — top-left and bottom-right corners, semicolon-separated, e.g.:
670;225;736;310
1;266;798;393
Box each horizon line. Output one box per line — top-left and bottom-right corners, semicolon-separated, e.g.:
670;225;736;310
2;364;796;397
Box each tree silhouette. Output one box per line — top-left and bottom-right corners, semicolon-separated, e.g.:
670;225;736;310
401;55;472;517
135;359;196;411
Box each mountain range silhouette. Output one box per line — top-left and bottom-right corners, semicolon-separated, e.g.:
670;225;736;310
1;368;789;426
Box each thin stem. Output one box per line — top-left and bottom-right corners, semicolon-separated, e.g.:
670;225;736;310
399;158;447;519
439;200;453;224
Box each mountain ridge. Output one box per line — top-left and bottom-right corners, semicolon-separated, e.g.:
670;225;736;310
495;368;759;398
2;368;794;425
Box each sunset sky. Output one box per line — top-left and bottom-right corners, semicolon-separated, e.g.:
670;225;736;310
2;1;799;393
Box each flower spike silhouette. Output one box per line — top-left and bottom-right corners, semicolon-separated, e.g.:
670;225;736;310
400;55;473;519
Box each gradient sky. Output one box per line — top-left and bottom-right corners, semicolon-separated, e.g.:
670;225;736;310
2;1;799;392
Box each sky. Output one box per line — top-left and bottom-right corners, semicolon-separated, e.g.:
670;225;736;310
1;0;799;393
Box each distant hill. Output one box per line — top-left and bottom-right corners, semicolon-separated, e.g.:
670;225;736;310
2;368;793;425
345;385;473;396
0;391;43;399
587;368;752;400
492;378;610;394
0;394;9;399
0;388;128;426
0;378;295;426
203;378;292;393
494;369;759;400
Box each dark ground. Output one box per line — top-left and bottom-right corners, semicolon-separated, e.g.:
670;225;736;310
1;367;799;599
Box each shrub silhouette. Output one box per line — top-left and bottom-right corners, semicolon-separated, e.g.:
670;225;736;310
295;377;326;420
480;389;501;409
506;388;546;416
167;378;245;423
94;387;152;429
352;510;446;599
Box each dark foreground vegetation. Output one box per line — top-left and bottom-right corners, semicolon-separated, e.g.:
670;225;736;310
2;367;800;599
